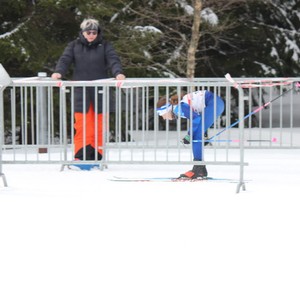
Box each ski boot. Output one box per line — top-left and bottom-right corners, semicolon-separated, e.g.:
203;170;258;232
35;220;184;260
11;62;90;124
178;164;208;180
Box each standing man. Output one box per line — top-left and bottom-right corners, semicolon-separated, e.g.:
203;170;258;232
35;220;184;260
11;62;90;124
52;18;125;162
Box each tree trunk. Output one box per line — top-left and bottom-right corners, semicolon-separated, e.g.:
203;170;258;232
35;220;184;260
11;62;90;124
186;0;202;79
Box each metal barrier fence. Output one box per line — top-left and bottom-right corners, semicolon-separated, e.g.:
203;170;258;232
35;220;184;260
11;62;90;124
1;65;300;192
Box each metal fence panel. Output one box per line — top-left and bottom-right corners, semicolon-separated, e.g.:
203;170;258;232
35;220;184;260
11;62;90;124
1;73;300;191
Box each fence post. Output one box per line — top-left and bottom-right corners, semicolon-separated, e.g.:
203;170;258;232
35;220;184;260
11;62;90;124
0;64;11;187
236;86;246;193
37;72;48;153
0;88;8;187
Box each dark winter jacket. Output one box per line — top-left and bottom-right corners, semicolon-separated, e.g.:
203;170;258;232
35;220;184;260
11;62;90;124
54;32;124;112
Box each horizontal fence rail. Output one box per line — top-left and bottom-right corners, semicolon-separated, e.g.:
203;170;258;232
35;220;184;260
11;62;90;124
1;73;300;192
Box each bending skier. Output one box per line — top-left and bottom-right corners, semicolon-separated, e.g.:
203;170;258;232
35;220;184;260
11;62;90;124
156;90;225;179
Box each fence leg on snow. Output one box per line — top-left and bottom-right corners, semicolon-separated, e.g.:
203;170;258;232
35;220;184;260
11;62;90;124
1;173;8;187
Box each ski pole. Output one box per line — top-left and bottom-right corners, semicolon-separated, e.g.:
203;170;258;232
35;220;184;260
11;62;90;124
208;75;296;140
192;137;277;143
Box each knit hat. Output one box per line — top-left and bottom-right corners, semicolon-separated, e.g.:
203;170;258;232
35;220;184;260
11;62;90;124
80;18;100;32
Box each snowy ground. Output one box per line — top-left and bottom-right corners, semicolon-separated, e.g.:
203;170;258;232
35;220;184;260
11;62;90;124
0;148;300;300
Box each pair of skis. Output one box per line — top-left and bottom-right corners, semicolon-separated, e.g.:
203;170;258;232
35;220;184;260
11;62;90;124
67;167;236;182
108;176;235;182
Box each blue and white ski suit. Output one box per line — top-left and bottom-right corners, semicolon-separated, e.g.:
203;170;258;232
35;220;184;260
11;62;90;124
173;90;225;160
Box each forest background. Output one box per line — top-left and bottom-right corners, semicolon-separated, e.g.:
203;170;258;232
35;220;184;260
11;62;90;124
1;0;300;79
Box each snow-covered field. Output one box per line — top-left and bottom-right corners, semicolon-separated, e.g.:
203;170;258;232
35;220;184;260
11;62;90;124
0;147;300;300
